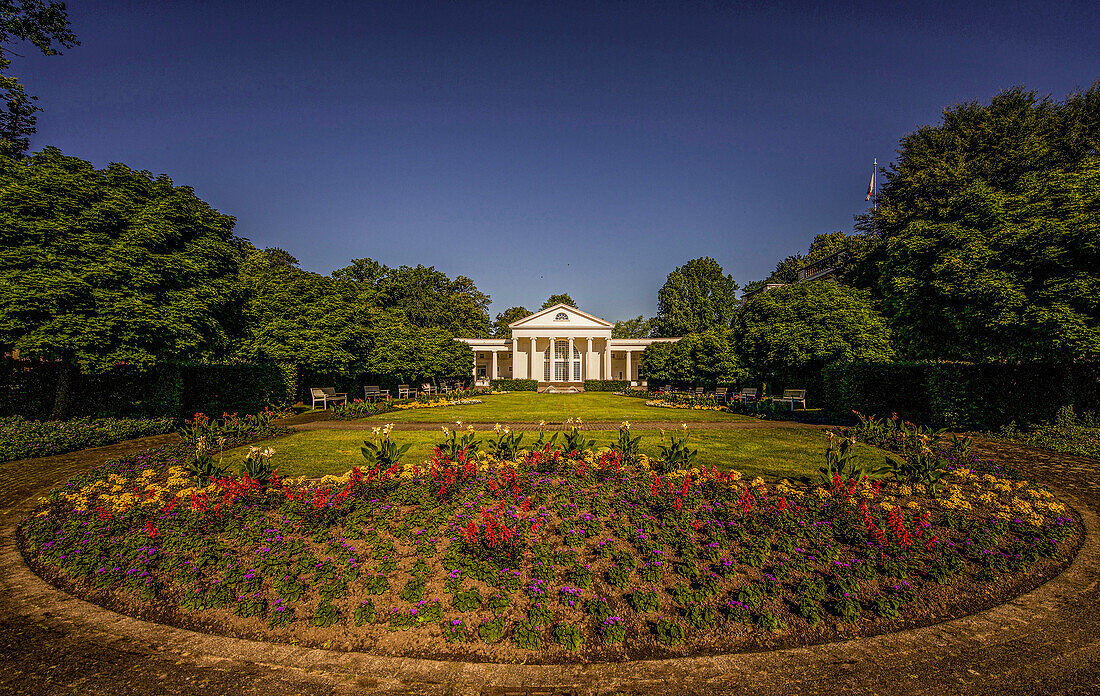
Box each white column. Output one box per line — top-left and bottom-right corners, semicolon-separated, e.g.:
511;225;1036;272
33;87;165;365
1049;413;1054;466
567;336;575;382
626;349;632;385
511;338;519;378
603;342;612;380
531;337;539;381
491;350;498;380
586;337;594;381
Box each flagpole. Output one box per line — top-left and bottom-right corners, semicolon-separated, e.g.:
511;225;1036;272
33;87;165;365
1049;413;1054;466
872;157;877;210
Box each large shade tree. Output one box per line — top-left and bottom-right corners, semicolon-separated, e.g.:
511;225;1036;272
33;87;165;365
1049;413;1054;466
1;0;78;157
853;85;1100;361
0;148;244;416
640;329;741;386
542;293;577;309
736;282;894;375
491;306;532;338
655;257;739;336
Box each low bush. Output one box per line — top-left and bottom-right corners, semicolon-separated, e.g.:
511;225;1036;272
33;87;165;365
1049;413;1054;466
0;415;175;462
583;380;632;392
489;379;537;392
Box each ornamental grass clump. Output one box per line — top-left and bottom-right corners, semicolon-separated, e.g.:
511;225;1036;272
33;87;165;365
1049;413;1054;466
18;428;1081;660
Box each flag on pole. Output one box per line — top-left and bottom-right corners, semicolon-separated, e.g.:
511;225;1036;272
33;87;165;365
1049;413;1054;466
865;159;877;201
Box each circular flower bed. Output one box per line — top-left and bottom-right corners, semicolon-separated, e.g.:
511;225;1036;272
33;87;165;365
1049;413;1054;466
18;438;1081;662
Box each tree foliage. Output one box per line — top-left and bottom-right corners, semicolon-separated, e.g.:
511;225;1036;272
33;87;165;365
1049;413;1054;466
736;282;893;375
853;85;1100;361
491;306;532;338
639;330;741;385
655;257;739;336
542;293;577;309
612;315;654;338
0;0;79;157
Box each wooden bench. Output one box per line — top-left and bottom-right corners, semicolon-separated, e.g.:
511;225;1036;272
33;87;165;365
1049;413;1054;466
734;387;757;402
772;389;807;411
311;387;347;410
363;385;390;401
397;384;415;399
714;386;728;403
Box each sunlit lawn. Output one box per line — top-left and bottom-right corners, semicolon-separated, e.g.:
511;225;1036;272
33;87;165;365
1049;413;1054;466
230;427;883;482
357;392;753;423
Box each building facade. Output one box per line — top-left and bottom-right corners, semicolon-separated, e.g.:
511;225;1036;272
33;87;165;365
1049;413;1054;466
456;304;680;387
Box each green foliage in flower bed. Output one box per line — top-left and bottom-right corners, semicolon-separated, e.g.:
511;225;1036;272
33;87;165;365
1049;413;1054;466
18;432;1078;659
328;389;489;420
0;415;174;462
994;406;1100;460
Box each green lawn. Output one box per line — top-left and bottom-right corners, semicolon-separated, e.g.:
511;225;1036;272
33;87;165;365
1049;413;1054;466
229;427;884;482
358;392;751;423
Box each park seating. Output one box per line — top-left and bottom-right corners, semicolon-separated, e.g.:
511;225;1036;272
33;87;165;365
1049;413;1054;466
420;383;436;396
715;386;728;403
694;386;705;397
397;384;415;399
734;387;757;402
310;387;347;410
363;385;390;401
772;389;807;410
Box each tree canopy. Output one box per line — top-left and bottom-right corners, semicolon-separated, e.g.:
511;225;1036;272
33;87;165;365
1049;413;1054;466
853;84;1100;361
640;330;741;386
0;148;244;371
491;306;532;338
542;293;577;309
1;0;78;157
655;257;739;336
736;282;894;375
612;315;654;338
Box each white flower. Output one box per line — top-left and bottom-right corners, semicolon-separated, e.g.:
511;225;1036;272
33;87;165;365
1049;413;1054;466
621;421;630;430
441;426;449;434
494;423;501;433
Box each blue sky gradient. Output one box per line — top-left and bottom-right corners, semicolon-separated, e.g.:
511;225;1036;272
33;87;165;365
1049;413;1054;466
13;0;1099;320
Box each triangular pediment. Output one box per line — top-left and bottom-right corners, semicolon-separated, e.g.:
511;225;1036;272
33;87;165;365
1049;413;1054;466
509;304;614;329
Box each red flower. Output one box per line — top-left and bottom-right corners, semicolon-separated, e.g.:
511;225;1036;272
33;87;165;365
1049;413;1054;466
144;520;160;538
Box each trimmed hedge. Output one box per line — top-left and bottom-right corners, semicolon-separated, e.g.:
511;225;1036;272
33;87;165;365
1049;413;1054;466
0;360;290;420
489;379;538;391
584;380;632;392
821;361;1100;429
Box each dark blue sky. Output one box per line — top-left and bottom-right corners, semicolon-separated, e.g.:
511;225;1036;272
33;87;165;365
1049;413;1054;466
13;0;1099;320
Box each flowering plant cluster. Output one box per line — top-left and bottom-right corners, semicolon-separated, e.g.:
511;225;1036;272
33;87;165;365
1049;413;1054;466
329;389;488;420
1;415;174;463
19;428;1078;659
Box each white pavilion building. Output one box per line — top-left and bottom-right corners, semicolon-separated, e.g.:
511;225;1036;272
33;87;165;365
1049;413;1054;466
456;304;680;388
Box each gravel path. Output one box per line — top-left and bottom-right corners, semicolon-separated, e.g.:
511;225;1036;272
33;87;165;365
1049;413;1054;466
1;425;1099;695
291;419;825;431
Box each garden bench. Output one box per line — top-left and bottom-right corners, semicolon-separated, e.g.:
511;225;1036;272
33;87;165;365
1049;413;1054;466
363;385;390;401
694;386;705;397
397;384;415;399
714;386;728;403
420;383;436;396
772;389;807;411
310;387;347;410
734;387;757;402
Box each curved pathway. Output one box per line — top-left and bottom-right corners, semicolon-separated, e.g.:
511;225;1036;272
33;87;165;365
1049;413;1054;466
2;428;1100;695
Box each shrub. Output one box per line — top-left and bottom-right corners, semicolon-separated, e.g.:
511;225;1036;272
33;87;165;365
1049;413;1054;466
583;380;632;392
489;379;537;391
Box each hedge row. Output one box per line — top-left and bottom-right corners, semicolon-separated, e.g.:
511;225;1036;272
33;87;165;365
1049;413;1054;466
0;360;290;420
583;380;633;392
821;361;1100;429
489;379;538;391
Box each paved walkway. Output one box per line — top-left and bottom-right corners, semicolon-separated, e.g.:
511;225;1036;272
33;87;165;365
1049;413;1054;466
292;419;824;432
2;426;1100;695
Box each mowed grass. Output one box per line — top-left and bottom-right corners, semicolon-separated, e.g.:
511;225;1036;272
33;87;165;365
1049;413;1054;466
229;427;884;482
358;392;752;423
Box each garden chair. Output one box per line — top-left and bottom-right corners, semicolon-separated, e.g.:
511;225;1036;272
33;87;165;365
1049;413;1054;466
440;381;452;394
420;382;436;396
734;387;757;402
398;384;415;399
694;386;705;397
772;389;807;411
310;387;347;410
714;387;728;403
661;384;672;393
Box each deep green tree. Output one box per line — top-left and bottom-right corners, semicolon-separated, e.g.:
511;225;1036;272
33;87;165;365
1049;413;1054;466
639;330;741;385
0;148;243;416
655;257;739;336
542;293;577;309
612;315;654;338
852;84;1100;361
374;264;491;337
491;306;532;338
736;282;893;375
0;0;79;157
